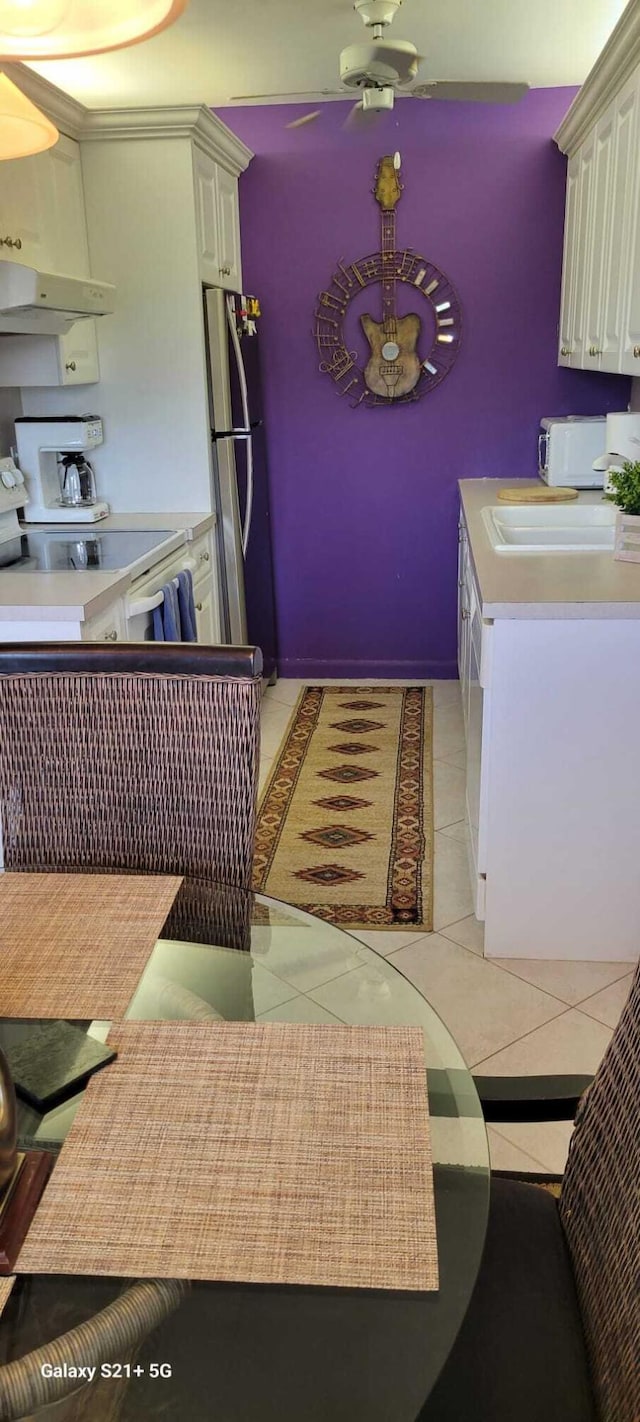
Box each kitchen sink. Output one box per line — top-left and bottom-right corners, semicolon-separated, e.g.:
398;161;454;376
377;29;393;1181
482;502;616;553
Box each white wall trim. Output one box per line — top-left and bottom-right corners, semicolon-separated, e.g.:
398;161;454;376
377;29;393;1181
555;0;640;153
3;68;253;173
80;106;253;174
2;62;87;139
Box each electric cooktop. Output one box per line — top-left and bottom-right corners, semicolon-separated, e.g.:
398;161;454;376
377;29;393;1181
0;529;179;573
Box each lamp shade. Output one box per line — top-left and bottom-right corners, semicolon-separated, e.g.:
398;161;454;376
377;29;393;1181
0;72;58;158
0;0;188;59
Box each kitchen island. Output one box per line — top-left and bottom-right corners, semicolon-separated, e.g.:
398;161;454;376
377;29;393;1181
0;512;217;643
459;478;640;963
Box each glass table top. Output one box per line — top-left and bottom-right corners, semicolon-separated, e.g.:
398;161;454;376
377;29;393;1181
0;878;490;1422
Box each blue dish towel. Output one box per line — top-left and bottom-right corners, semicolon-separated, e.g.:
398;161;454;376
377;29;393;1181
152;580;181;642
176;569;197;643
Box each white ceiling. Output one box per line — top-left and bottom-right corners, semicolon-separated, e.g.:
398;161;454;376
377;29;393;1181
27;0;629;110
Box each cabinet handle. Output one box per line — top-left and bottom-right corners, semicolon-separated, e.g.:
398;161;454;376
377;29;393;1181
458;578;465;588
461;608;470;620
634;346;640;359
200;550;210;562
1;236;21;250
65;360;77;372
219;265;231;276
560;346;573;357
589;345;602;356
195;601;203;612
103;630;118;641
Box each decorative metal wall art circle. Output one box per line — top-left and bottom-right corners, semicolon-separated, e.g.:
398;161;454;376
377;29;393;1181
314;153;463;408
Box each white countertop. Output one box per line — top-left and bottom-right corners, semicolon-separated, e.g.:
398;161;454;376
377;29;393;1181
0;511;214;623
460;479;640;619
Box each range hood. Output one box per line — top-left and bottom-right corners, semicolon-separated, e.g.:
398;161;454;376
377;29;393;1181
0;261;116;335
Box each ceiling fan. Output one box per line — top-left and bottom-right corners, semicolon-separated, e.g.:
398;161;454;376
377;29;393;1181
230;0;529;128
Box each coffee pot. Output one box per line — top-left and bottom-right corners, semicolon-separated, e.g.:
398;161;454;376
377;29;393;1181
58;453;98;509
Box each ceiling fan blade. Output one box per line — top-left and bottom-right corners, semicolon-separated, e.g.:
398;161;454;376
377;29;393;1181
229;90;338;102
410;81;530;104
286;110;323;129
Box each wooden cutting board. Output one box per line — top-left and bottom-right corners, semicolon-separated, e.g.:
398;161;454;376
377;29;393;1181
497;486;579;504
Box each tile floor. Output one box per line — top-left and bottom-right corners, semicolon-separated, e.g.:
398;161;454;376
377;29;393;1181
258;679;636;1177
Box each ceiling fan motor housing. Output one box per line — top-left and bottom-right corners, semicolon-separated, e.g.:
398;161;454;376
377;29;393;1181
353;0;403;29
339;40;419;89
361;86;395;111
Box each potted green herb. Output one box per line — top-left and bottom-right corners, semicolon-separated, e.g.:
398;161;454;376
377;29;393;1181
604;460;640;562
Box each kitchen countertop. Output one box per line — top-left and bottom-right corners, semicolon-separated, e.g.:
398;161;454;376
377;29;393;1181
0;511;215;623
460;479;640;619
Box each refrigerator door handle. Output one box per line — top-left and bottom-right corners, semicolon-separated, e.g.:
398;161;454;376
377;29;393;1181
226;295;255;557
242;434;254;557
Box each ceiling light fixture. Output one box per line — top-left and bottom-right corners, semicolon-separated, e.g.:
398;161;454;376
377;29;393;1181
0;0;189;59
0;70;58;159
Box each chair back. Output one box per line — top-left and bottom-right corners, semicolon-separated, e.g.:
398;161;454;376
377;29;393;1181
0;644;262;889
559;958;640;1422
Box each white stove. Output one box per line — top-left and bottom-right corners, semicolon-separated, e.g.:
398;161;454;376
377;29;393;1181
0;526;184;576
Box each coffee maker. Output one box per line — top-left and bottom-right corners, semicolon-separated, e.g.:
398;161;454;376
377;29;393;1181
14;415;109;524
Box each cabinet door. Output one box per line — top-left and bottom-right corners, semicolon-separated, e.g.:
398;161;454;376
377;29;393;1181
58;320;99;384
216;167;242;290
583;102;616;371
194;580;220;643
0;150;52;268
81;600;125;643
558;154;580;366
618;71;640;373
47;134;91;277
569;132;596;369
457;519;470;702
193;146;221;285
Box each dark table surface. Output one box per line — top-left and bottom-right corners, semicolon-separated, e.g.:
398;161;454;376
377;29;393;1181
0;877;490;1422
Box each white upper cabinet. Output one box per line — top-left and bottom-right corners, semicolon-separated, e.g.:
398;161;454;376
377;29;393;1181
558;155;580;366
216;165;242;291
0;149;53;269
618;77;640;373
47;133;92;277
193;145;242;290
583;105;615;371
567;130;596;369
0;133;99;386
556;15;640;376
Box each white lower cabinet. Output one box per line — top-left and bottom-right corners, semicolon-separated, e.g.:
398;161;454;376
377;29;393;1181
189;531;221;643
459;508;640;962
82;600;125;643
459;526;491;919
193;579;218;643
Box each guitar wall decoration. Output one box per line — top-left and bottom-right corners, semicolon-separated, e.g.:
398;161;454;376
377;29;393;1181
314;152;462;407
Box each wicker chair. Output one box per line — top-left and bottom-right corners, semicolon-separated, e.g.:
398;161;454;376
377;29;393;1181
0;644;262;893
420;958;640;1422
0;1277;188;1420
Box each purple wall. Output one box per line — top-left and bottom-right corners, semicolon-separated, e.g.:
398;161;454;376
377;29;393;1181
217;93;629;679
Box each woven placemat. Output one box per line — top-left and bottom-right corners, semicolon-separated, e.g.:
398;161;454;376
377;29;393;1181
0;874;182;1019
17;1021;438;1293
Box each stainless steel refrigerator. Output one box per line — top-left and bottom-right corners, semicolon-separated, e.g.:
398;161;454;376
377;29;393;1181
204;287;278;681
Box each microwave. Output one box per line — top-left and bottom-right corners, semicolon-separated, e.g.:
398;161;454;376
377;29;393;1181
538;416;607;488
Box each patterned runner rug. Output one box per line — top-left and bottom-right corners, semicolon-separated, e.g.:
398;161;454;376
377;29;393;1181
252;686;433;931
